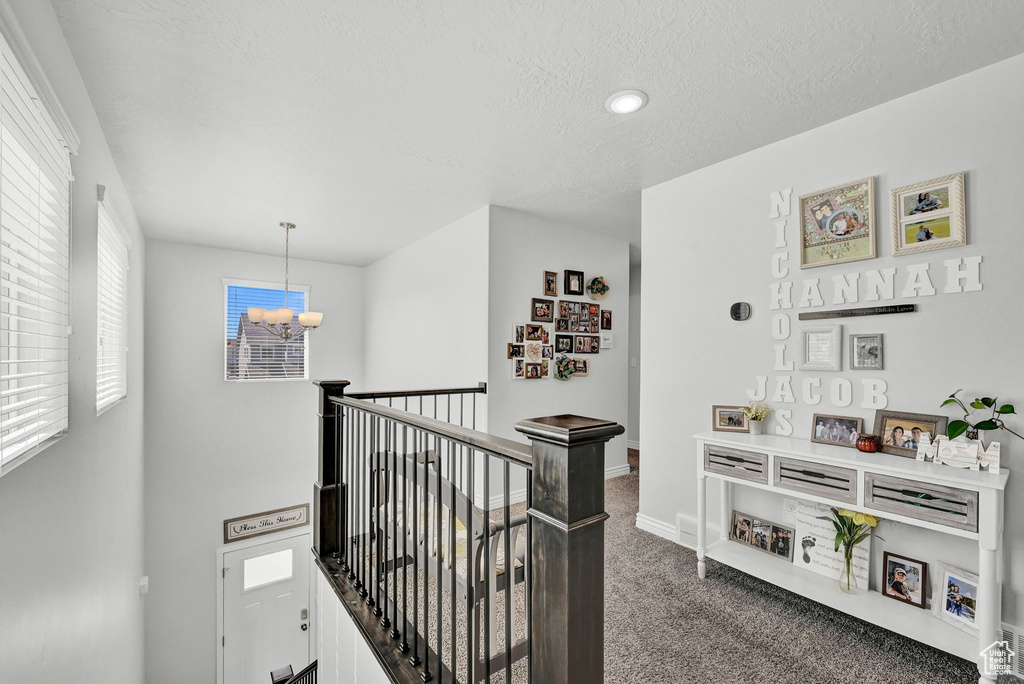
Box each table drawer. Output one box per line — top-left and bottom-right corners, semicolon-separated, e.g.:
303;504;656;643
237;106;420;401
864;473;978;532
704;444;768;484
774;457;858;504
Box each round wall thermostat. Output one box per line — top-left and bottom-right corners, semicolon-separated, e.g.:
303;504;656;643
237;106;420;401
730;302;751;321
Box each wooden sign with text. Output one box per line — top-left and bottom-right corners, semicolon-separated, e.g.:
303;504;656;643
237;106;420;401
798;304;916;321
223;503;310;543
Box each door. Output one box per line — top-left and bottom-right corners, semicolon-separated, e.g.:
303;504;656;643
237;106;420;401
223;533;311;684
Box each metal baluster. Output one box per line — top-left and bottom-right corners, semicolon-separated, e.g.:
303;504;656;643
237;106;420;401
525;467;533;683
448;438;457;682
410;429;421;667
503;461;512;684
466;448;476;683
369;415;379;610
425;433;437;683
482;453;490;681
346;406;354;579
357;411;366;596
390;421;400;639
335;408;342;564
400;425;410;654
376;417;386;621
472;393;477;430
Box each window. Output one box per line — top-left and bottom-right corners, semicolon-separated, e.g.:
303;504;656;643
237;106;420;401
224;279;310;382
96;187;129;413
0;33;73;475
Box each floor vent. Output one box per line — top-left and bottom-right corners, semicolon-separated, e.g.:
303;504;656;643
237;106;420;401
1000;622;1024;678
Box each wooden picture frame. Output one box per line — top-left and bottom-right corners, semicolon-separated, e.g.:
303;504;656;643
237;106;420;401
798;324;842;372
531;298;554;323
601;310;612;330
543;270;558;297
506;343;524;359
810;413;863;448
512;323;525;344
573;335;600;354
799;177;876;268
525;324;544;341
525;363;543;379
890;172;966;256
873;410;948;458
223;504;309;544
555;334;573;353
564;270;585;296
850;333;884;370
555;318;569;332
572;358;589;376
882;551;928;609
712;405;748;433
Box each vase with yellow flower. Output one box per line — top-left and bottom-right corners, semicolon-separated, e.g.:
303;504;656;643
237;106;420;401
820;507;881;594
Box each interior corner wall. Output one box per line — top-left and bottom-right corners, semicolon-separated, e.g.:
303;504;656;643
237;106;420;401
0;1;147;682
487;206;630;476
362;206;490;422
143;241;364;684
627;263;641;446
640;54;1024;624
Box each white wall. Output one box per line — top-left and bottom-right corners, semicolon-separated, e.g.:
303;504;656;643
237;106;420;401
640;54;1024;623
488;206;631;476
144;240;364;684
627;263;641;447
0;2;147;682
363;206;489;396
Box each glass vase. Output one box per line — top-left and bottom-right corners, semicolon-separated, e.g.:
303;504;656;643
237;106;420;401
838;548;857;594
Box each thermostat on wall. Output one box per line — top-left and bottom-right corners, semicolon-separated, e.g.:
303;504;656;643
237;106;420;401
730;302;751;321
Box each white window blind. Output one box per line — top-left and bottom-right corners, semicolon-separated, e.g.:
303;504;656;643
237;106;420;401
0;35;72;473
223;279;309;382
96;189;129;413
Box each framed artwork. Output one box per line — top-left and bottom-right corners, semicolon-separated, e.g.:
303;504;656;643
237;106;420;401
558;300;581;317
574;335;600;354
564;270;585;296
506;343;524;359
541;345;553;359
750;518;771;551
525;363;542;379
572;358;589;376
890;172;966;256
712;405;748;433
569;315;580;332
798;324;842;372
933;562;979;635
555;334;573;353
873;410;948;458
525;324;544;341
810;413;863;448
541;327;550;345
850;333;884;370
511;358;525;379
555;318;569;332
799;177;876;268
587;303;600;317
531;298;554;323
540;359;550;378
768;523;795;561
524;342;543;362
512;323;525;344
882;551;927;609
601;310;612;330
730;511;752;543
543;270;558;297
580;306;590;321
730;510;793;561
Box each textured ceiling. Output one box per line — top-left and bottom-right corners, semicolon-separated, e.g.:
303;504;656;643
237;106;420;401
52;0;1024;266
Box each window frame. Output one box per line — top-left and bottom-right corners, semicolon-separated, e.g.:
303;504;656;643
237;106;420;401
95;185;131;415
223;277;312;383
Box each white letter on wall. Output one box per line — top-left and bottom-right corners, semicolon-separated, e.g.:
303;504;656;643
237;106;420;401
746;376;767;402
774;344;794;371
798;278;824;308
902;263;936;298
830;378;853;407
773;376;795;403
861;379;889;409
832;273;860;305
774;220;788;248
865;268;897;302
802;377;822;405
772;313;791;341
771;252;790;279
770;282;793;310
775;409;793;436
944;256;983;293
769;188;792;219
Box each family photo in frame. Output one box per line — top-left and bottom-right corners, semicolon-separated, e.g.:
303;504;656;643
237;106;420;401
882;552;927;609
890;172;966;256
873;410;948;457
799;177;876;269
810;414;863;448
712;405;748;432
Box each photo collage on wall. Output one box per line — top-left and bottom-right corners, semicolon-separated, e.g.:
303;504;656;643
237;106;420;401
508;270;612;381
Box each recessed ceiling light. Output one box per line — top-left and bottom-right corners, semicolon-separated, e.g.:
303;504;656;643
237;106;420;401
605;90;648;114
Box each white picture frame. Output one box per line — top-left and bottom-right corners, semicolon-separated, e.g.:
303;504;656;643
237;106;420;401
849;333;884;371
933;561;980;635
798;324;842;372
890;172;966;256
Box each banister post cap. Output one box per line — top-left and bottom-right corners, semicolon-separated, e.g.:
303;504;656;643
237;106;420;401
514;414;624;446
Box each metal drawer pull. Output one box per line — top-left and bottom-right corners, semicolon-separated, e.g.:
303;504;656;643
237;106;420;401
801;470;826;478
723;455;747;463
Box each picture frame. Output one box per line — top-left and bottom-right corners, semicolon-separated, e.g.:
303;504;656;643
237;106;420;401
540;359;549;378
601;310;612;330
524;363;543;380
933;561;979;635
541;345;553;359
573;335;600;354
555;317;569;332
799;177;876;269
810;413;863;448
531;298;554;323
712;405;748;433
729;510;793;561
564;270;585;296
512;323;525;344
511;358;525;379
850;333;884;370
798;324;842;372
525;324;544;341
543;270;558;297
524;342;543;362
558;300;581;318
730;511;753;544
555;334;573;353
873;410;949;458
506;343;524;359
569;315;580;332
890;172;966;257
572;358;589;376
541;326;549;345
882;551;928;609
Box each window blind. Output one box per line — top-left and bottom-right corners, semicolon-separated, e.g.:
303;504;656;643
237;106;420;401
224;280;309;382
96;196;128;413
0;36;72;471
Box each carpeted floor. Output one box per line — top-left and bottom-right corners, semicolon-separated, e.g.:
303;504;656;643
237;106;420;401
605;469;1000;684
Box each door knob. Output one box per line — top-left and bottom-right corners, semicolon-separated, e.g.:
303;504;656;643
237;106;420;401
301;623;308;631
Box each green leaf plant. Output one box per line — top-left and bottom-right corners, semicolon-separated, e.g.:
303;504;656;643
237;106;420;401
940;389;1023;441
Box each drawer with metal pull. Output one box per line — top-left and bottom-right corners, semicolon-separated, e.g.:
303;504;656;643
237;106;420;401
773;457;858;504
703;445;768;485
864;472;978;532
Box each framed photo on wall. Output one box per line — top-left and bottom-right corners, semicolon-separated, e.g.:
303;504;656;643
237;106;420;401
798;324;842;372
712;405;748;433
810;413;863;448
531;298;554;322
572;358;589;376
574;335;600;354
799;177;876;269
601;310;612;330
564;270;585;296
882;551;927;609
850;333;884;370
543;270;558;297
873;410;948;458
525;324;544;341
890;172;966;256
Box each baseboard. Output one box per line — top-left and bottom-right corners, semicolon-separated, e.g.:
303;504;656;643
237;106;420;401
627;440;640;450
634;513;677;542
605;463;631;480
485;488;527;509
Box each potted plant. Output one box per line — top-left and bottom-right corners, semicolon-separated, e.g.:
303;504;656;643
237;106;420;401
819;507;880;593
586;276;609;300
941;390;1022;442
554;355;576;381
742;402;772;435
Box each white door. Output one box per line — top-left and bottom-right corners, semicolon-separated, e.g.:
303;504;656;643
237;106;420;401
223;534;311;684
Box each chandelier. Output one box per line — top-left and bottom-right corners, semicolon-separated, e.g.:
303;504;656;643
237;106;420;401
247;222;324;340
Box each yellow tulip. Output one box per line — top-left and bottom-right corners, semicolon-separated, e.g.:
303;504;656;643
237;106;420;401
838;509;879;528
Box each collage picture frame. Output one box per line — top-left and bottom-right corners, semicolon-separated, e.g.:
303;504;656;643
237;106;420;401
890;172;966;256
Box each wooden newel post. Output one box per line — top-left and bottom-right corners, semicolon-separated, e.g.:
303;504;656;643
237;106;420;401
514;414;624;684
313;380;350;557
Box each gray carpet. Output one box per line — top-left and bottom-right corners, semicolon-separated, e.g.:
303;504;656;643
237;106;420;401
605;469;1001;684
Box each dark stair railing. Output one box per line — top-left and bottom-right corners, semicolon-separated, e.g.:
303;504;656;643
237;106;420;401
284;660;317;684
312;380;622;684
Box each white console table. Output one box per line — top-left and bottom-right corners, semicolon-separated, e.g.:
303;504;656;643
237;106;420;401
694;431;1009;683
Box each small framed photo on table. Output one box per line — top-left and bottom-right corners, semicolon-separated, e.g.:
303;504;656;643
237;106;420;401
810;413;863;448
933;562;979;635
712;405;748;433
882;552;927;609
873;410;948;458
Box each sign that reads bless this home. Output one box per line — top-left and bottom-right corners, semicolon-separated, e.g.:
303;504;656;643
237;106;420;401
223;503;310;544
